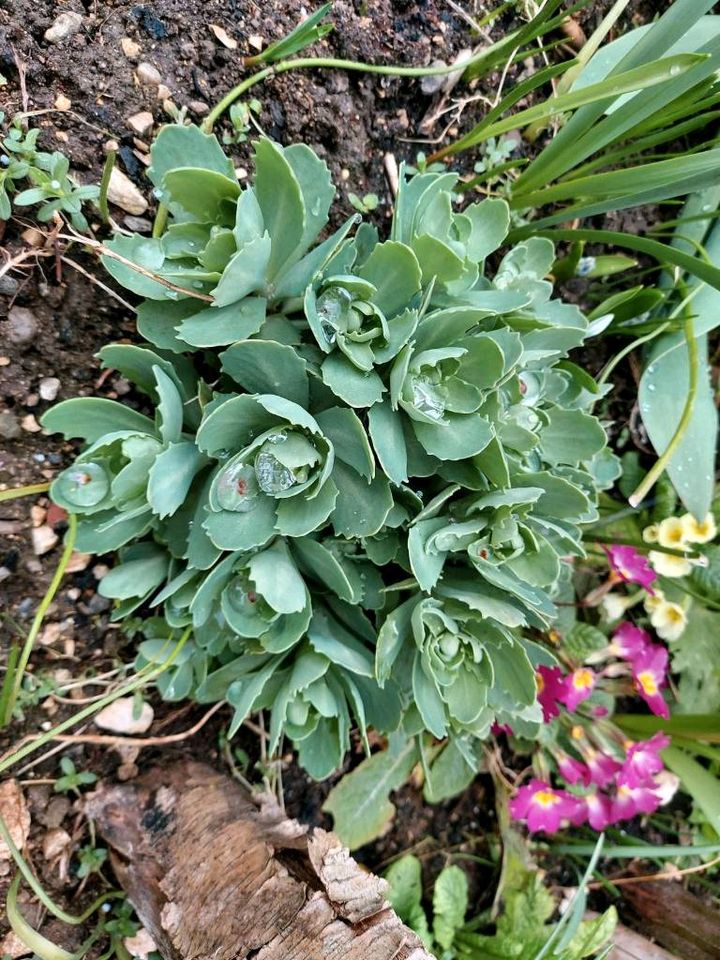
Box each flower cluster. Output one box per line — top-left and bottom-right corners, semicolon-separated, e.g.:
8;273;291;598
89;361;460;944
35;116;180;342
509;622;677;833
644;512;716;578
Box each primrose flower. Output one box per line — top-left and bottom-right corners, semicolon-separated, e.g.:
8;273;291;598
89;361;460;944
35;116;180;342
559;667;596;712
608;622;651;662
648;550;693;578
642;523;659;543
583;791;614;830
681;511;717;544
583;746;622;788
657;516;687;549
618;733;670;788
536;665;566;722
556;752;589;786
647;598;687;642
604;545;656;592
653;769;681;805
610;782;661;822
600;592;635;622
509;779;582;833
632;644;669;718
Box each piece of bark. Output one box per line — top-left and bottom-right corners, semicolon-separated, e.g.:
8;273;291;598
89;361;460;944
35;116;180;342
622;881;720;960
85;762;433;960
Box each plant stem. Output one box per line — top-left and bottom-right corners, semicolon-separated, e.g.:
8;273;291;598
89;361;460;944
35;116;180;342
0;482;50;503
202;47;502;133
585;534;702;559
2;514;77;727
98;148;116;225
597;322;670;386
628;313;698;507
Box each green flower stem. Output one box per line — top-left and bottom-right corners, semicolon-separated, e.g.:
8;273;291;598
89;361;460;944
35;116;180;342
6;875;74;960
1;824;122;928
152;201;169;239
596;321;670;387
98;148;116;225
0;482;50;503
2;514;77;727
628;313;698;508
0;629;191;777
201;49;498;133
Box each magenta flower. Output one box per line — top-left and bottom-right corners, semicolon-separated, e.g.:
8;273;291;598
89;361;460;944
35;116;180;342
605;545;656;592
510;779;582;833
556;752;590;786
584;791;614;830
536;666;566;722
610;782;661;822
491;722;513;736
618;733;670;788
583;747;622;788
559;667;596;712
632;645;670;719
608;622;651;663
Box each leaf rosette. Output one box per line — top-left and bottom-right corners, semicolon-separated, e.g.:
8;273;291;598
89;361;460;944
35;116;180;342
197;393;336;550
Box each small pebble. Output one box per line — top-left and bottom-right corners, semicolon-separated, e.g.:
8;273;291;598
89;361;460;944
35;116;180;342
136;61;162;86
188;100;209;117
95;697;154;734
248;34;263;51
6;306;39;345
31;525;59;556
127;110;154;137
0;357;10;366
65;552;91;573
44;11;83;44
0;276;19;295
39;377;60;401
54;93;71;111
121;37;141;60
0;411;21;440
156;83;172;101
21;414;42;433
30;505;46;527
210;24;237;50
123;215;152;233
107;166;148;215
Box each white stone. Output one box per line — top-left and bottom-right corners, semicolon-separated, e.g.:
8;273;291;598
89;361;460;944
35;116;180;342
121;37;141;60
127;111;154;137
39;376;60;401
107;166;148;215
94;697;154;734
45;12;83;44
32;524;59;555
136;62;162;86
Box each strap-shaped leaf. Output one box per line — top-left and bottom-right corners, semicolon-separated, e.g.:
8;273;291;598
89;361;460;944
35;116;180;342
41;398;156;442
254;138;305;279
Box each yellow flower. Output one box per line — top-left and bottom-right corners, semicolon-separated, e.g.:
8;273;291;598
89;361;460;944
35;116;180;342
657;516;687;550
681;512;717;544
642;523;660;543
643;588;665;612
600;592;634;622
648;551;693;578
648;599;687;642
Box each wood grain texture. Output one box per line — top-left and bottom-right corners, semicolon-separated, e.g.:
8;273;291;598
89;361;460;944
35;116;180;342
85;762;433;960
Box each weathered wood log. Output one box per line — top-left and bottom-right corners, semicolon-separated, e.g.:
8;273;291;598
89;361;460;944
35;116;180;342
85;762;433;960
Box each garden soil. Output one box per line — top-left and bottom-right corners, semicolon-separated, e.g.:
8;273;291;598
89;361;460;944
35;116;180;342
0;0;678;952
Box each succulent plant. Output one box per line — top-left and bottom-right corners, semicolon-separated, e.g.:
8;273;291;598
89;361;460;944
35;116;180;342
43;124;618;778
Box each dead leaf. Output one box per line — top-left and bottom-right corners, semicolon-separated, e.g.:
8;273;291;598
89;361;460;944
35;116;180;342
0;780;30;860
124;928;157;959
210;24;237;50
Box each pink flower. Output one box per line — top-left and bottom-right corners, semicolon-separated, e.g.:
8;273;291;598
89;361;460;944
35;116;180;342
556;752;590;786
618;733;670;788
536;666;566;722
632;645;670;718
605;545;656;592
610;782;661;822
583;747;622;788
491;722;513;736
584;791;614;830
559;667;596;712
509;779;582;833
609;622;651;663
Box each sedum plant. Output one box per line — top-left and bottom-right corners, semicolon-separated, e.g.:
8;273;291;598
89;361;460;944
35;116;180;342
42;124;616;779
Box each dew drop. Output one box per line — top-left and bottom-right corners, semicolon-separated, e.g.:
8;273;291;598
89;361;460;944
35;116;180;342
216;461;259;511
647;383;656;392
50;179;61;190
254;450;296;494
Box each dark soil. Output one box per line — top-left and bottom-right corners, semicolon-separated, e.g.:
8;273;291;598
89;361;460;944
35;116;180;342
0;0;687;954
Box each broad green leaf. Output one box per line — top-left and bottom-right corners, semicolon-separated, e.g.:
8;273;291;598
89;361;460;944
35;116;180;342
149;124;235;187
315;407;374;479
221;339;309;407
136;298;197;352
147;442;204;519
368;400;408;484
41;399;156;442
98;550;168;601
322;736;419;849
284;143;334;253
163;167;240;220
153;365;183;445
424;739;478;804
358;240;422;317
101;235;169;299
433;865;468;951
384;856;432;948
413;413;493;461
248;539;306;614
540;408;607;464
663;746;720;835
321;352;385;407
463;197;510;261
177;297;266;347
211;234;271;306
291;537;358;603
331;462;393;538
254;138;305;278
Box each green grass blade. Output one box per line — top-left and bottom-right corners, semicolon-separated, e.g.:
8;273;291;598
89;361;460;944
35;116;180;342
663;746;720;835
551;841;720;858
614;712;720;740
437;54;705;158
516;0;719;190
